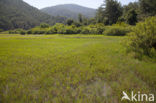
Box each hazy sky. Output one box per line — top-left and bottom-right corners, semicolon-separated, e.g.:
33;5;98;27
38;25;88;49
23;0;138;9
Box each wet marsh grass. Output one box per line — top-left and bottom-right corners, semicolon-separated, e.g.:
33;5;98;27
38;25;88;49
0;34;155;103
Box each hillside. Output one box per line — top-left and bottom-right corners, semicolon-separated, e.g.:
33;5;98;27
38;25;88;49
0;0;66;30
41;4;96;20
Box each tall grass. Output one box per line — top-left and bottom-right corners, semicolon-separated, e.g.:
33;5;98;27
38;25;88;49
0;34;155;103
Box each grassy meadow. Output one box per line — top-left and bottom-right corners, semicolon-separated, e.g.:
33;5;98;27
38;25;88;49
0;34;155;103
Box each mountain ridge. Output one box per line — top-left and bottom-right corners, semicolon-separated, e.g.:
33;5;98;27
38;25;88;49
0;0;66;30
41;4;96;20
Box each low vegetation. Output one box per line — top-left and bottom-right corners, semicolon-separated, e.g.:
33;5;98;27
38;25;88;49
127;17;156;59
7;23;130;36
0;35;155;103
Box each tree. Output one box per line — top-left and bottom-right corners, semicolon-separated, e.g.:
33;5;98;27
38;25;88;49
104;0;123;25
72;22;81;27
82;17;88;25
139;0;156;16
66;19;74;25
96;7;105;23
125;9;138;25
78;14;83;23
96;0;123;25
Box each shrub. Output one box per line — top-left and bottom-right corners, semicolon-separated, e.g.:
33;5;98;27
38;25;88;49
54;24;79;34
57;27;66;34
32;30;44;34
0;29;3;32
66;25;79;34
103;26;130;36
89;24;105;34
96;24;105;34
31;26;49;34
81;27;90;34
40;23;50;28
48;27;57;34
9;30;14;34
127;16;156;58
9;29;25;34
27;30;32;34
20;30;26;35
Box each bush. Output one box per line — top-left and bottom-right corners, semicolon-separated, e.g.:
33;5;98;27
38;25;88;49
33;30;46;34
95;24;105;34
127;16;156;58
65;25;79;34
47;27;57;34
81;27;90;34
0;29;3;32
9;29;24;34
27;30;32;34
103;26;130;36
20;30;26;35
31;26;48;34
40;23;50;28
80;24;105;35
53;24;79;34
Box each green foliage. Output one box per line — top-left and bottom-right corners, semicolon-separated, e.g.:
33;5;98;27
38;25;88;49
96;7;105;23
66;19;74;25
54;23;66;34
80;27;90;34
40;23;50;28
47;27;57;34
72;22;82;27
27;30;32;34
139;0;156;16
65;25;79;34
0;0;66;30
0;29;3;32
81;24;105;34
127;17;156;58
103;25;131;36
105;0;123;25
78;14;83;23
19;23;106;35
88;18;96;25
20;30;26;35
9;29;24;34
124;9;138;25
120;2;139;24
96;0;123;25
30;27;48;34
7;23;134;36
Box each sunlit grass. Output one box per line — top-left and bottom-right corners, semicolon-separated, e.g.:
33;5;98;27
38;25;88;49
0;34;155;103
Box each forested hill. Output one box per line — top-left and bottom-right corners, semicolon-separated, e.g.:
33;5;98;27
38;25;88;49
41;4;96;20
0;0;66;30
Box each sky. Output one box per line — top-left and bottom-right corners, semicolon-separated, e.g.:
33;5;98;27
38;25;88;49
23;0;138;9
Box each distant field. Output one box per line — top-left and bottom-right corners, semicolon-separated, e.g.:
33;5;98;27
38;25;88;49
0;34;155;103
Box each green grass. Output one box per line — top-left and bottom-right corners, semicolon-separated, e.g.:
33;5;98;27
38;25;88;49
0;34;155;103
